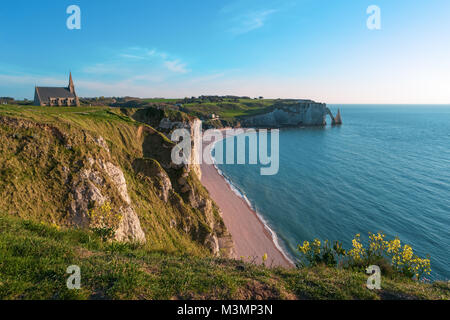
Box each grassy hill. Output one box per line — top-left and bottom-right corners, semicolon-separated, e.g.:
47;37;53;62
0;104;448;300
0;105;227;256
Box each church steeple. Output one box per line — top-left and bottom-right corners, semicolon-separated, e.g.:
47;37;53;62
69;72;75;93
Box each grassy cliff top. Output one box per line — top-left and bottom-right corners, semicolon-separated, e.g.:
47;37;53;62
0;213;448;300
107;97;298;126
0;104;221;257
180;98;275;121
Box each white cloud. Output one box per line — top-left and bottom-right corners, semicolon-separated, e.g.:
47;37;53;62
147;49;168;60
119;53;146;60
229;9;277;35
81;47;190;79
163;60;189;74
82;63;131;75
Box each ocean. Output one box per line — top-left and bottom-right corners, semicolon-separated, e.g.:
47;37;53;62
213;105;450;281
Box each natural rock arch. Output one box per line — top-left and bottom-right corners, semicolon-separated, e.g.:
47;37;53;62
325;107;342;126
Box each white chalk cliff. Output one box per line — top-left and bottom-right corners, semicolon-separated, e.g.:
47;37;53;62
241;100;340;127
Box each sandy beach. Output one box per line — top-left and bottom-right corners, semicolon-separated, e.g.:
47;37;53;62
200;135;293;268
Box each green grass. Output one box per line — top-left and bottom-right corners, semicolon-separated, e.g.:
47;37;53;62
181;99;275;122
0;104;218;257
0;213;448;300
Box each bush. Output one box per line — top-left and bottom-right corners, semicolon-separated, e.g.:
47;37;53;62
92;226;116;242
297;239;345;268
297;232;431;280
89;202;122;242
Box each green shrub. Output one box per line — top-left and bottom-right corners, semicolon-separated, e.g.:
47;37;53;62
88;202;122;242
298;232;431;280
91;226;116;242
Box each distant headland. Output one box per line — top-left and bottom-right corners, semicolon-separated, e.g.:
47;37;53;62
2;73;342;129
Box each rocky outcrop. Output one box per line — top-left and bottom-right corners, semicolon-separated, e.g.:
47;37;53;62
333;109;343;125
133;134;233;257
98;159;131;204
70;165;107;228
240;100;340;127
175;168;234;257
69;136;146;243
189;119;203;180
325;107;336;125
93;135;110;153
133;158;173;203
201;199;235;257
115;206;146;243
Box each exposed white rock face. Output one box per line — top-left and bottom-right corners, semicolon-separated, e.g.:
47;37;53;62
98;159;131;205
98;160;146;243
70;158;146;243
70;168;107;228
154;167;172;203
158;118;203;180
241;101;334;127
94;135;110;153
115;206;146;243
205;233;220;256
190;119;203;180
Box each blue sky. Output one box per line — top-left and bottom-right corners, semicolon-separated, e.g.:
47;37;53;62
0;0;449;103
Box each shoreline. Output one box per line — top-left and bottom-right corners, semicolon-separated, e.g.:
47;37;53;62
200;129;294;268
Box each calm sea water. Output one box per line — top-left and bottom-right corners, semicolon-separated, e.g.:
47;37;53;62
215;105;450;281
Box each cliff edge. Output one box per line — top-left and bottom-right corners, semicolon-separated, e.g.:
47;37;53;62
240;100;341;127
0;105;233;258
